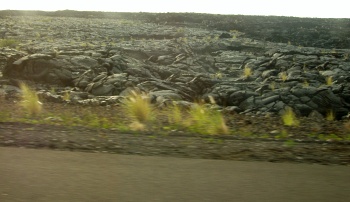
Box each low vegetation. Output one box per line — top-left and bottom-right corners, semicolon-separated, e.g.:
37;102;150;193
19;83;42;116
281;107;299;126
280;72;288;82
186;104;229;135
122;91;153;130
0;87;349;142
167;102;184;127
243;66;252;78
326;76;333;86
0;38;20;48
326;110;335;121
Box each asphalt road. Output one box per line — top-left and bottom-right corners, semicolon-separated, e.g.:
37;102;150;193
1;147;349;202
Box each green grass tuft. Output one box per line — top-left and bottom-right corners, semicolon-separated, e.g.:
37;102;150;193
62;91;70;101
243;66;252;78
326;110;335;121
186;104;229;135
19;83;42;116
122;91;153;130
0;39;20;48
168;102;184;127
281;107;299;126
325;76;333;86
280;72;288;82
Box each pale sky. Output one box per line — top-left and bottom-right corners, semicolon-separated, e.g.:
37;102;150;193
2;0;349;18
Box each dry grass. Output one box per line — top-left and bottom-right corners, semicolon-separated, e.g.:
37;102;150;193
280;72;288;82
62;91;70;101
0;38;19;48
326;110;335;121
167;102;184;127
19;83;42;116
186;103;229;135
166;97;229;135
1;94;350;142
281;107;299;126
122;91;153;130
326;76;333;86
243;66;252;78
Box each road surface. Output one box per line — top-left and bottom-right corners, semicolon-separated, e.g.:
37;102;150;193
1;147;349;202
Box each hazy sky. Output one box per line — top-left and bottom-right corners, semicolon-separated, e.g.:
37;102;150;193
2;0;349;18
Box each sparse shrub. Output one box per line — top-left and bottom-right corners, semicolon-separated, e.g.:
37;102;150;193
205;36;212;43
317;134;342;141
122;91;153;130
274;129;288;139
168;102;184;127
344;53;349;61
230;30;239;39
34;32;41;38
62;91;70;101
213;72;223;79
281;107;299;126
326;76;333;86
53;49;60;57
343;122;350;137
50;87;56;94
0;39;19;48
243;66;252;78
167;96;228;135
326;110;335;121
82;111;112;128
176;27;185;35
186;103;228;135
19;83;42;116
283;140;295;147
280;72;288;82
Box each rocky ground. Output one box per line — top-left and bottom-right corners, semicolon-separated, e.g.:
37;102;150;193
0;10;349;165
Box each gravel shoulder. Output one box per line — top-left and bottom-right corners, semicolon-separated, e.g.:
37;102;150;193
1;120;349;166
